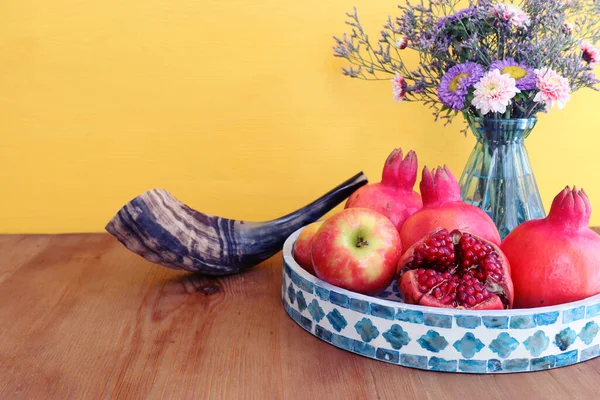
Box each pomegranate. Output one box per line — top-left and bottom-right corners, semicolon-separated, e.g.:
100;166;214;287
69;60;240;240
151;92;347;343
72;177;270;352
398;228;514;309
293;221;324;274
400;165;501;251
501;186;600;308
345;148;422;232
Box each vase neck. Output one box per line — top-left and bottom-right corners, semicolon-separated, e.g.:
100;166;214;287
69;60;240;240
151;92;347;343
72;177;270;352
466;116;537;143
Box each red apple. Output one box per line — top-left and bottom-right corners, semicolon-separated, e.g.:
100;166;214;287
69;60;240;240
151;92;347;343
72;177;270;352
293;221;324;274
311;208;402;295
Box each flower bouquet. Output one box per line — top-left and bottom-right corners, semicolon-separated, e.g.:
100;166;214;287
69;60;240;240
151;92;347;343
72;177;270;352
333;0;600;237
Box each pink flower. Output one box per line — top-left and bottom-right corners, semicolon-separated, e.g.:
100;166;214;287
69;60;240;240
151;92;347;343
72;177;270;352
581;41;599;67
533;67;571;110
391;73;408;103
491;4;531;29
471;69;520;115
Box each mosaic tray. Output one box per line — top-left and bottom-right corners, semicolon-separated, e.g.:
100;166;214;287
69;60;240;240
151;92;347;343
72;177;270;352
282;228;600;373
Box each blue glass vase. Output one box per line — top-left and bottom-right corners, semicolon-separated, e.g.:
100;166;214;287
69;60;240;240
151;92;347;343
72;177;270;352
459;115;545;239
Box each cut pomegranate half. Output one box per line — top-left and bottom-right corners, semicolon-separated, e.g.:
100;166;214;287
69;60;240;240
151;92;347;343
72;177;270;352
398;228;514;310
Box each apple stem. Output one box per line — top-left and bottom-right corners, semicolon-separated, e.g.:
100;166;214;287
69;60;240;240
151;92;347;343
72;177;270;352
356;238;369;248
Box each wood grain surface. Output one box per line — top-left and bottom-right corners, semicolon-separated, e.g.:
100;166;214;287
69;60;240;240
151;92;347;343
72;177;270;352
1;233;599;399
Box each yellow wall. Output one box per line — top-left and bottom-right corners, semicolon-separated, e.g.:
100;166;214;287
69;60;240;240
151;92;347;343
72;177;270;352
1;0;599;233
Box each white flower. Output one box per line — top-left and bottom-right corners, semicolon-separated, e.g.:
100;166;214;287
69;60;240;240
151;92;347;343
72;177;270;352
391;73;408;103
581;41;600;67
471;69;521;115
394;37;408;50
491;4;531;29
533;67;571;110
564;22;574;35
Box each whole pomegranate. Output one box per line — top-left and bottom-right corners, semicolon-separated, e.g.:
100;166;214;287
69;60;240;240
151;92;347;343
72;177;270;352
501;186;600;308
345;148;422;232
400;165;501;251
398;228;513;309
293;221;324;274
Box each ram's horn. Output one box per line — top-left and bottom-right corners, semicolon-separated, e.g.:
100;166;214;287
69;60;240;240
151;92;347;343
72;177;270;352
105;172;368;275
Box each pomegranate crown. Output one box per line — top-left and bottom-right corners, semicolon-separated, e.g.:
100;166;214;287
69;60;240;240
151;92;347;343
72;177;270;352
419;165;462;206
381;148;418;190
547;186;592;229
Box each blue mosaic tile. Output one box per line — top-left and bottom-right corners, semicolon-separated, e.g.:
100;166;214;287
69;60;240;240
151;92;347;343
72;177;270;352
284;262;292;277
349;298;370;314
418;330;449;353
296;291;307;312
296;276;314;294
354;318;380;343
534;311;559;326
563;306;585;323
331;333;353;351
586;303;600;318
329;292;349;308
581;344;599;361
503;359;529;372
315;286;329;301
579;321;600;345
554;327;577;351
455;315;481;329
459;359;486;373
487;359;502;372
326;309;348;332
376;348;399;363
287;304;312;331
531;356;556;371
287;284;296;304
352;340;376;357
289;269;304;290
383;324;410;350
489;333;519;358
556;350;578;367
307;299;325;322
429;357;457;372
315;325;332;342
510;315;535;329
370;304;395;320
400;354;428;369
453;333;484;359
482;316;509;329
524;331;550;357
396;309;424;324
424;313;452;328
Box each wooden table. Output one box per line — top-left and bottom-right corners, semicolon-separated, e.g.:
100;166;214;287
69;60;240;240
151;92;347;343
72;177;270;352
1;233;599;399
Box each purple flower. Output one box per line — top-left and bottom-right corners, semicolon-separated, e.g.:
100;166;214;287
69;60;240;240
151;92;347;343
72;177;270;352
435;7;478;30
489;59;536;90
438;62;485;110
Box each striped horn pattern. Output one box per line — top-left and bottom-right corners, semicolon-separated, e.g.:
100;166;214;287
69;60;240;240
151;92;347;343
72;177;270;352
105;172;368;275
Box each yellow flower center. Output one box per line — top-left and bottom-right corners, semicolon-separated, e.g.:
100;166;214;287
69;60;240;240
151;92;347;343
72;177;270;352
449;73;470;92
501;66;527;80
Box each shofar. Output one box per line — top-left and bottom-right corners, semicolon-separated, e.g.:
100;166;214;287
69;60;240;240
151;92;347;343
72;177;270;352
105;172;368;275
